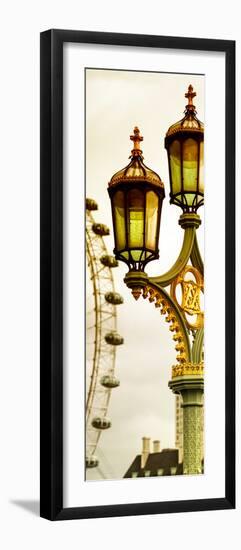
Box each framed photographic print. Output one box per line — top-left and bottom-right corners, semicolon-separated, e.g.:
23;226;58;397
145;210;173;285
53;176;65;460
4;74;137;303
40;29;235;520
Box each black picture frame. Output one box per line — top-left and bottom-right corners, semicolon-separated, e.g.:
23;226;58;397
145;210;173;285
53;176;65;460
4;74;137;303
40;29;235;521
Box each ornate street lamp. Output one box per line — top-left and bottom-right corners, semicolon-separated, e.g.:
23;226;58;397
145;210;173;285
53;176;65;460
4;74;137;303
165;84;204;213
108;127;165;273
107;86;205;475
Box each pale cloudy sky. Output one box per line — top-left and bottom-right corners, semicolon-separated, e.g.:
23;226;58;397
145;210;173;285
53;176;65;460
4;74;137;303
85;69;204;480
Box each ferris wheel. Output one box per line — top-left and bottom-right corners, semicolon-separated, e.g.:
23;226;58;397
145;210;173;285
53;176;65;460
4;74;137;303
85;198;124;474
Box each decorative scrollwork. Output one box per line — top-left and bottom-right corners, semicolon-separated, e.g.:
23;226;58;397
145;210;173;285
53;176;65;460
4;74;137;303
170;265;204;330
142;284;189;364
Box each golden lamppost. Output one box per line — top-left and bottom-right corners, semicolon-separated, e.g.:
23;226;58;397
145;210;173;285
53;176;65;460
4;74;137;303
107;85;205;475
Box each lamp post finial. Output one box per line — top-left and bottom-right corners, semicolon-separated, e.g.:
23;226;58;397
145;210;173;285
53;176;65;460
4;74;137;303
130;126;143;156
185;84;196;109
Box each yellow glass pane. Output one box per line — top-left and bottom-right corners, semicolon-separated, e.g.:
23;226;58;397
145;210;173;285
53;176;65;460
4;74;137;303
185;193;196;207
121;251;129;259
131;249;143;261
183;138;198;192
145;191;158;250
199;141;204;194
113;190;126;251
170;140;181;195
127;189;144;248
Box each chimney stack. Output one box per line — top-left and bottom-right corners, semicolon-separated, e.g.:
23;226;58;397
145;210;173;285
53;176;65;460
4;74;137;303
141;437;150;468
153;440;161;453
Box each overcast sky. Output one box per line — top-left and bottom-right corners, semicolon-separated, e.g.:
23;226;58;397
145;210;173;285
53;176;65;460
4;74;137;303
85;69;204;480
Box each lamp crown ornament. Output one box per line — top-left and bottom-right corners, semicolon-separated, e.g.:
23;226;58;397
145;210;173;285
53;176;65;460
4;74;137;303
185;84;197;112
108;126;164;189
130;126;143;157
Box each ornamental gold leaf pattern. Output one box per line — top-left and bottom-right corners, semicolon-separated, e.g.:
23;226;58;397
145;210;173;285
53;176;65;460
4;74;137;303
142;285;188;365
172;362;204;379
171;265;204;330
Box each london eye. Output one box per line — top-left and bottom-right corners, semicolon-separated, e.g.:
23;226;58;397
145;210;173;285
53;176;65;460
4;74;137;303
85;198;124;475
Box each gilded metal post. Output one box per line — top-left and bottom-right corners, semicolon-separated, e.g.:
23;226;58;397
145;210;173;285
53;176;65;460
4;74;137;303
182;389;203;474
169;363;204;474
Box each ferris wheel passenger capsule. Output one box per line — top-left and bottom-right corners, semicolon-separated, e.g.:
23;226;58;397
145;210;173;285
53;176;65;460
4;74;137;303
100;375;120;388
85;455;99;468
105;291;124;305
100;255;119;268
105;331;124;345
86;198;98;211
92;223;110;236
91;417;112;430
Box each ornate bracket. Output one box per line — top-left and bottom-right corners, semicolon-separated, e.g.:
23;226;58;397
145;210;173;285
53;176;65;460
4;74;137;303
123;212;204;367
140;282;192;365
151;213;201;288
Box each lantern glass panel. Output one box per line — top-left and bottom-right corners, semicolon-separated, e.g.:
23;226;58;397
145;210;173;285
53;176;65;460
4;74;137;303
169;139;181;195
113;190;126;251
145;190;159;250
186;193;196;207
182;138;198;192
199;140;204;194
127;189;145;250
